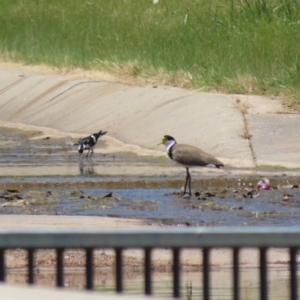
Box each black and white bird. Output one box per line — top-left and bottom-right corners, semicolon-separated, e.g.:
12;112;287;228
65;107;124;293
158;135;223;197
66;130;107;157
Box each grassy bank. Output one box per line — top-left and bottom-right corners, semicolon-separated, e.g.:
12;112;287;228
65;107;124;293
0;0;300;109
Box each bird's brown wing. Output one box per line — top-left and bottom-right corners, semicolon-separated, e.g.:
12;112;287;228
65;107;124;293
172;144;223;167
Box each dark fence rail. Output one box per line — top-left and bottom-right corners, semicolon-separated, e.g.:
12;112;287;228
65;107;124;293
0;227;299;299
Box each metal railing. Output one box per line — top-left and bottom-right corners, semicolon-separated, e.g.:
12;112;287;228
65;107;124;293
0;227;299;299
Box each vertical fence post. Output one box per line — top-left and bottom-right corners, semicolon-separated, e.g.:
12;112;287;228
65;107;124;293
0;249;5;282
173;248;180;298
144;248;152;295
115;248;123;293
203;248;210;300
27;249;35;284
233;248;240;300
259;247;268;300
56;248;64;288
86;248;94;290
290;247;298;300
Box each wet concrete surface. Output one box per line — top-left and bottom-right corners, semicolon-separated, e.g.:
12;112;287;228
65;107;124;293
1;127;300;227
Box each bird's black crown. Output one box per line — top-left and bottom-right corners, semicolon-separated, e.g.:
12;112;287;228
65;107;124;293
164;135;175;140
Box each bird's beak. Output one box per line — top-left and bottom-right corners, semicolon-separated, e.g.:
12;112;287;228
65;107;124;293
157;137;165;146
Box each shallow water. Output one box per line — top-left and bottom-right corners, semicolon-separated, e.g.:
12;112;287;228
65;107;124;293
1;127;300;227
1;127;299;299
2;186;300;227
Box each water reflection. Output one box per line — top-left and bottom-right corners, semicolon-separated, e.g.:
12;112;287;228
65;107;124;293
79;160;95;176
6;266;292;299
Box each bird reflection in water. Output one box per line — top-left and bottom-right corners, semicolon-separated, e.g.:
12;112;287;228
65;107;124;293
79;160;95;175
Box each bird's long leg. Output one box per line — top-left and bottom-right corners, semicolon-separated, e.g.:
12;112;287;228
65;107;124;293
90;148;94;157
86;149;91;157
183;167;189;195
187;169;192;195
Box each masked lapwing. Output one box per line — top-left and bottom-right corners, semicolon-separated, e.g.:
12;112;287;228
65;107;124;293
66;130;107;157
158;135;223;197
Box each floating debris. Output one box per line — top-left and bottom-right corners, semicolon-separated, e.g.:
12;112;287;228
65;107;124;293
6;189;21;193
183;193;191;199
70;190;86;198
100;192;113;198
0;190;23;201
205;192;216;197
243;190;260;199
257;178;270;190
283;194;293;201
165;191;181;196
2;200;25;207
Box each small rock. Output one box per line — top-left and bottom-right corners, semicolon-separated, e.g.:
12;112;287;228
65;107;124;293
205;192;215;197
283;194;293;201
100;192;113;198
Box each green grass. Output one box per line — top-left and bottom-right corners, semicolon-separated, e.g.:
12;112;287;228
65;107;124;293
1;0;300;109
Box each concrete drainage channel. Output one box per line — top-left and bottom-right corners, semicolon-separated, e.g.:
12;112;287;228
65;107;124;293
1;66;300;298
1;126;300;227
2;65;300;171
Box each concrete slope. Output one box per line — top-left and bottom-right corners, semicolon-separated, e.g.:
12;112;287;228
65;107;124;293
0;65;290;169
247;114;300;168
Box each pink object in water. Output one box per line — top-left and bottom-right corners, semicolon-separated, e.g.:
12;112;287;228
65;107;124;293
257;178;270;190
